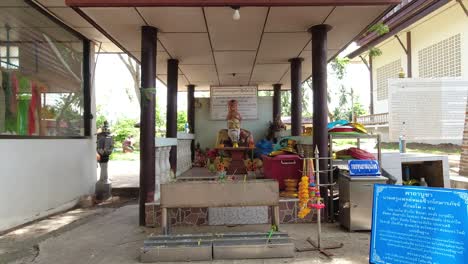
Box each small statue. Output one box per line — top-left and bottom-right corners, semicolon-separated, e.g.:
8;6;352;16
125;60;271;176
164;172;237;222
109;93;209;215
227;99;242;148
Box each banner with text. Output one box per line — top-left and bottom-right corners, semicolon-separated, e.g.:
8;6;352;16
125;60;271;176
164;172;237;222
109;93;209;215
370;185;468;264
210;86;258;120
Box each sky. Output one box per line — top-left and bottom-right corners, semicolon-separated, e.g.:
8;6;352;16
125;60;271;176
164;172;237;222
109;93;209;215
94;53;370;124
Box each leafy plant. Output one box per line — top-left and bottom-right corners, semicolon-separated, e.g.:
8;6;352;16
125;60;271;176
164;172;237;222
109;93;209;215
332;86;367;121
111;118;139;147
177;110;188;132
331;57;350;80
368;23;389;36
95;115;106;130
369;47;383;58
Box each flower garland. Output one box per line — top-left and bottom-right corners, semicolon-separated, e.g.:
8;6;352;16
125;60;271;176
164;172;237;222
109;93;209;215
298;175;311;218
298;158;325;219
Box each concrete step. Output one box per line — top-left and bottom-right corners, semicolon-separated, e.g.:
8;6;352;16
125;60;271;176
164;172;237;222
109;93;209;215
140;232;295;262
450;175;468;189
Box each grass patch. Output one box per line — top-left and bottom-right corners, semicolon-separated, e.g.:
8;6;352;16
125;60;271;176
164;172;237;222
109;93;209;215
110;150;140;161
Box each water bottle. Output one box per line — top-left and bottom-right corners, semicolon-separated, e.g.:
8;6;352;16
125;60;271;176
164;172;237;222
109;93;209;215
184;123;190;133
419;177;428;187
399;122;406;153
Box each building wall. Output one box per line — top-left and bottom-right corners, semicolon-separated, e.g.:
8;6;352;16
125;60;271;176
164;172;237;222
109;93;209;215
372;36;407;114
194;96;273;149
371;1;468;114
0;139;97;231
410;2;468;79
459;100;468;176
0;45;97;232
388;79;467;144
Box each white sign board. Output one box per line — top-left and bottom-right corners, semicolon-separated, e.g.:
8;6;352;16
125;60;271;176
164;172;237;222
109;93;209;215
210;86;258;120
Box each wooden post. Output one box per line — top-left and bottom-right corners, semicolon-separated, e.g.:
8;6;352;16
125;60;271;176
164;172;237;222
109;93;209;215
167;59;179;173
407;31;412;78
289;58;303;136
369;55;374;115
310;24;332;221
139;26;158;226
187;84;195;161
273;83;282;121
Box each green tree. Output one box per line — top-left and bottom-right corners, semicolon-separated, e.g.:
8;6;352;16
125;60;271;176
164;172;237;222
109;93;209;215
332;86;367;121
155;104;166;137
281;90;291;117
95;115;106;130
112;118;139;147
177;110;188;132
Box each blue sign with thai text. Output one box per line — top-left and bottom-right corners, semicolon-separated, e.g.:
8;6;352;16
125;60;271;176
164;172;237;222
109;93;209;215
370;185;468;264
348;160;380;176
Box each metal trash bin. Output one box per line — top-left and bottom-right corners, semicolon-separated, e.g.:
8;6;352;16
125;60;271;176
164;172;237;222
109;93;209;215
338;171;387;231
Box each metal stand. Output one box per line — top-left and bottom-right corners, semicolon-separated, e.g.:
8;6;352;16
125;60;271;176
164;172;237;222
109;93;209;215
301;148;343;257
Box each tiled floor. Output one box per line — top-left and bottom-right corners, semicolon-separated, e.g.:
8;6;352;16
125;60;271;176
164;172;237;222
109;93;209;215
10;204;372;264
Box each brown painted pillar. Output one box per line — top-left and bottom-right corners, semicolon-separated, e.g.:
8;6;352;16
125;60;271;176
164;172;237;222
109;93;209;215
166;59;179;173
369;55;374;115
139;26;158;226
310;24;332;221
289;58;303;136
187;84;195;161
273;84;282;121
406;31;412;78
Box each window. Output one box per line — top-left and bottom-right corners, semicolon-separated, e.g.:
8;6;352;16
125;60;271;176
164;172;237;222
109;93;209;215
0;45;19;69
376;59;401;101
258;90;273;97
0;0;87;137
418;34;461;78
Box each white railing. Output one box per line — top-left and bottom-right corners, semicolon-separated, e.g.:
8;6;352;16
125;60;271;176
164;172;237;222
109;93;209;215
357;113;389;126
155;138;177;202
176;132;194;177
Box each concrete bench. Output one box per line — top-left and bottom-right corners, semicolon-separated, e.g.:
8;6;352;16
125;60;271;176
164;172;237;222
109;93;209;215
160;179;280;234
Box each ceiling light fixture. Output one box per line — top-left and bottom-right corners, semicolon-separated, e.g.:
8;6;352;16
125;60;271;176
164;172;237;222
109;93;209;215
231;6;240;21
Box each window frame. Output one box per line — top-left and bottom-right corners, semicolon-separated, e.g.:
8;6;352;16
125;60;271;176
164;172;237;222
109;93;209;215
0;0;92;139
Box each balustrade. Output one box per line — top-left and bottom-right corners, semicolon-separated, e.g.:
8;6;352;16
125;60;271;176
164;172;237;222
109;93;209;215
155;138;177;201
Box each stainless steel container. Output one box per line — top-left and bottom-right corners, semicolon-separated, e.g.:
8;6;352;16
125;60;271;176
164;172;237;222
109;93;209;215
338;172;387;231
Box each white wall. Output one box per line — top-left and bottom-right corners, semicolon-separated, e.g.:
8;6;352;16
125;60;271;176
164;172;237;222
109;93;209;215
410;2;468;79
372;36;407;114
388;79;468;144
194;97;273;149
371;1;468;114
0;139;97;231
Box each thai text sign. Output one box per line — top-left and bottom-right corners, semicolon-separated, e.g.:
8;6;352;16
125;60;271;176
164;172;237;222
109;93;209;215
370;185;468;264
210;86;258;120
348;160;380;176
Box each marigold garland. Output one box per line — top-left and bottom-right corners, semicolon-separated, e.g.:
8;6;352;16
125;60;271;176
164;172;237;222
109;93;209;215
298;176;310;219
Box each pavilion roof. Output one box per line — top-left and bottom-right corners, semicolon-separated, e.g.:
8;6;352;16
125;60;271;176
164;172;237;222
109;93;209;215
28;0;399;91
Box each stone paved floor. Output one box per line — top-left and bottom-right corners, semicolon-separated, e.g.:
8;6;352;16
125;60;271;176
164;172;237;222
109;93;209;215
102;160;140;188
9;204;372;264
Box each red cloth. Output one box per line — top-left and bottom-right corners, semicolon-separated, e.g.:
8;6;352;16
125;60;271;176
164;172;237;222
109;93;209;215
28;82;39;135
348;147;376;160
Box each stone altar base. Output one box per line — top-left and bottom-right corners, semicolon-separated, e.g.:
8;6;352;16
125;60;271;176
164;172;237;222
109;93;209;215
145;198;316;227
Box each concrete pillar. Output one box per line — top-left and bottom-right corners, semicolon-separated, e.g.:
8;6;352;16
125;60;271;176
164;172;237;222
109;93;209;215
310;24;332;221
289;58;303;136
273;84;282;121
187;84;195;161
166;59;179;173
140;26;158;226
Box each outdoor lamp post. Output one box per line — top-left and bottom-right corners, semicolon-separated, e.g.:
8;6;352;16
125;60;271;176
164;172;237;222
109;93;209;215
96;121;114;200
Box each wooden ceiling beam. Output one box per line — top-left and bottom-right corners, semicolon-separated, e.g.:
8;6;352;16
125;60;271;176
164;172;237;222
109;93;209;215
66;0;400;7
